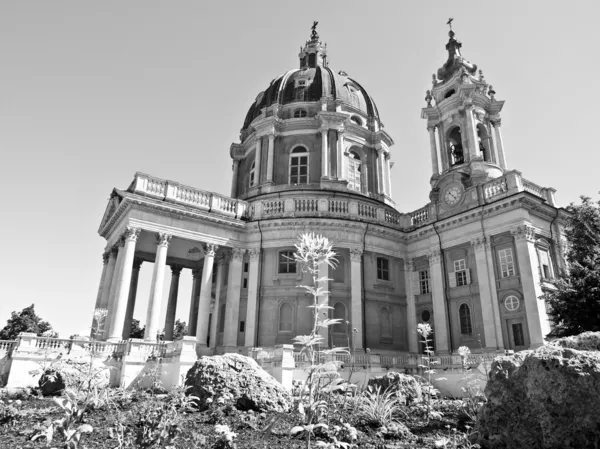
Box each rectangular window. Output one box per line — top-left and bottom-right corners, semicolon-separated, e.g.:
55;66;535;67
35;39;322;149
239;321;245;333
290;155;309;184
539;250;552;279
244;262;249;273
377;257;390;281
498;248;515;278
212;266;218;284
278;250;297;274
453;259;468;287
243;278;248;289
512;323;525;347
418;269;430;294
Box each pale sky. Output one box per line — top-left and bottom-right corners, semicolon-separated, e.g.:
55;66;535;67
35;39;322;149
1;1;599;338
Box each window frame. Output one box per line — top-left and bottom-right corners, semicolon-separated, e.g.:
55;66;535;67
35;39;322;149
278;250;297;275
418;269;430;294
376;257;390;281
332;302;347;334
459;303;473;335
289;146;309;185
293;109;308;118
452;258;469;287
347;151;362;192
278;302;294;333
249;161;256;187
498;248;516;278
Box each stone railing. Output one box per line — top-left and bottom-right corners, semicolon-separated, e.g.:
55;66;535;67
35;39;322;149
130;172;250;220
0;340;16;357
522;179;544;198
482;170;555;205
410;205;430;227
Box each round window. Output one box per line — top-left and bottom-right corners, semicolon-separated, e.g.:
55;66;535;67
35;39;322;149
504;295;520;312
421;310;431;322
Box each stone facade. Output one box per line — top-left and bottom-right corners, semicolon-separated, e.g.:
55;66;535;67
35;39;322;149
90;25;568;362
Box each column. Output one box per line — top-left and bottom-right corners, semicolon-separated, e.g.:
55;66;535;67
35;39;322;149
376;148;385;195
107;228;141;341
164;265;183;341
230;159;239;197
122;258;143;339
196;243;219;350
428;126;439;175
437;126;449;171
511;225;550;347
187;267;202;336
492;119;507;169
210;255;226;349
144;233;172;341
385;154;392;197
404;258;418;353
429;249;449;353
320;126;329;178
464;105;479;161
222;248;244;349
100;248;118;339
244;249;261;348
471;237;500;349
318;258;330;348
90;252;109;338
349;249;363;351
103;242;126;340
254;138;262;185
484;239;504;349
336;128;344;179
266;133;275;183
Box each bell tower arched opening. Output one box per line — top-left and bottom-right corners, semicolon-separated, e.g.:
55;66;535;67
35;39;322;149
447;127;464;166
477;123;493;163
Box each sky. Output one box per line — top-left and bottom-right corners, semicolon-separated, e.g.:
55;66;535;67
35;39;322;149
1;1;599;338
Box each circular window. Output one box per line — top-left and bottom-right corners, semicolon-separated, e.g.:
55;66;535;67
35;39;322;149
421;310;431;322
504;295;520;312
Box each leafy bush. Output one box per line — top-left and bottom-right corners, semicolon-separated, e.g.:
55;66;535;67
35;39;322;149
351;386;405;429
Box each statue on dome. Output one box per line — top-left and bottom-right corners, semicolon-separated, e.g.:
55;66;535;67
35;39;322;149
311;21;319;40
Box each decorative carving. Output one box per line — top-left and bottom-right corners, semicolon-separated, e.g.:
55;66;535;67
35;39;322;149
122;227;141;242
471;236;486;252
110;246;119;256
428;249;442;264
231;247;245;261
215;253;226;266
405;258;414;272
349;248;363;261
202;243;219;257
248;248;260;260
511;224;536;242
102;252;110;264
155;233;172;246
427;125;436;133
170;264;183;276
425;90;433;107
192;268;202;279
432;73;437;86
488;85;496;100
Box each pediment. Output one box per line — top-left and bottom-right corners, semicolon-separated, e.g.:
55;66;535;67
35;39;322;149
98;194;121;233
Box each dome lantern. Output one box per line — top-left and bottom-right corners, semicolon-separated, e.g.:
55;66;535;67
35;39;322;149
298;21;328;69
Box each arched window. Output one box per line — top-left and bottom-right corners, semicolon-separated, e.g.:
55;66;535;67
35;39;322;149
477;124;492;162
448;127;464;166
249;161;256;187
218;304;226;333
347;151;362;192
444;89;456;99
279;303;293;332
350;115;362;126
293;109;307;118
459;303;472;335
290;146;309;184
333;302;346;333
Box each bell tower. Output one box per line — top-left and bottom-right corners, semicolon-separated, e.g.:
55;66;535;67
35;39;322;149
422;19;508;197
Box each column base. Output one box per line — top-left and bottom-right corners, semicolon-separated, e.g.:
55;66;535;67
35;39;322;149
195;343;212;357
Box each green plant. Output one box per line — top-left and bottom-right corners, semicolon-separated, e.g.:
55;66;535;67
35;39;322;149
457;346;486;423
213;424;237;448
417;322;444;424
291;233;350;448
31;389;94;448
352;385;405;429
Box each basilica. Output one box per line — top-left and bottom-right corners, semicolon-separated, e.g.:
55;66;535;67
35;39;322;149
93;24;568;358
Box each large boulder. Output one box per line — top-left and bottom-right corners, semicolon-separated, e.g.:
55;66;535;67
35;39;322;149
184;353;292;413
367;372;422;404
39;369;66;396
476;332;600;449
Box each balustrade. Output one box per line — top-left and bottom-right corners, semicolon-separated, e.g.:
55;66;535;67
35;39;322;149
522;179;544;198
263;199;284;215
295;198;319;212
358;202;377;218
483;177;508;200
328;199;348;214
411;206;429;226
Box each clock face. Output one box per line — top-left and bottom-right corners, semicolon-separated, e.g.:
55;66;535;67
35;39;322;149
444;185;462;206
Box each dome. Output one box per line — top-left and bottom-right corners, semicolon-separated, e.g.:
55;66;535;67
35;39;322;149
242;67;380;131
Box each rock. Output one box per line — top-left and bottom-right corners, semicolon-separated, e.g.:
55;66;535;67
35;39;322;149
184;353;292;413
367;372;422;404
476;332;600;449
39;369;66;396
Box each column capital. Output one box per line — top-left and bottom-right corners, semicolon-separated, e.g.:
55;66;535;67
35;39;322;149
192;267;202;278
426;125;436;133
349;248;363;261
248;248;260;261
337;127;345;134
110;245;119;256
320;125;329;133
385;153;391;161
156;233;172;246
102;252;110;264
202;243;219;257
122;227;141;242
405;258;414;271
470;236;487;252
230;247;245;261
133;257;144;270
170;264;183;276
490;117;502;127
511;224;537;242
215;253;227;266
428;249;442;264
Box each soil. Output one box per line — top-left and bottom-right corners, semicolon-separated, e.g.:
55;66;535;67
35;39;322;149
0;394;476;448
